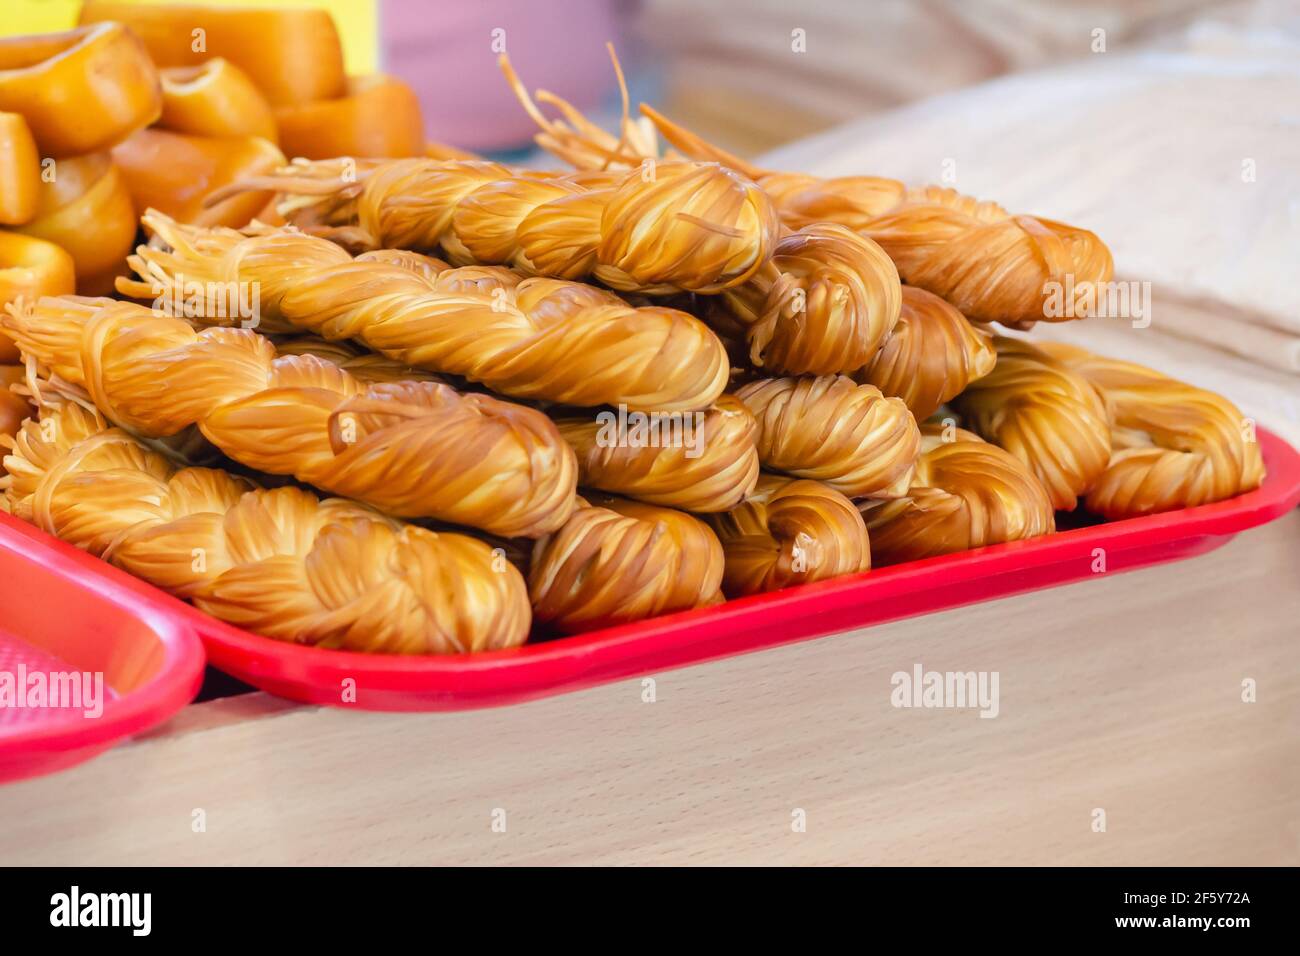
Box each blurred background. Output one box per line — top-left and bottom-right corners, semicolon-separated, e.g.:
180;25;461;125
8;0;1294;154
5;0;1297;439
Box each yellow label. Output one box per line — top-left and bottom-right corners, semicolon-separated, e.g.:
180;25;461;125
0;0;379;74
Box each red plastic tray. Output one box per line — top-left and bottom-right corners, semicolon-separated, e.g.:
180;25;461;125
0;517;206;783
1;428;1297;722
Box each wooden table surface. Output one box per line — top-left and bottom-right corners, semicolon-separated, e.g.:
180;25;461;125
0;510;1295;866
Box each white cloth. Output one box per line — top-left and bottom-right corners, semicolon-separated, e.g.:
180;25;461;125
635;0;1257;131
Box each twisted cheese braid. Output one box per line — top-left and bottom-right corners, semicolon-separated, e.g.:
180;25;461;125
859;426;1054;565
853;285;995;420
858;185;1113;328
734;375;919;499
271;337;443;385
505;77;1112;328
638;108;1113;327
502;70;904;376
2;296;577;537
553;395;760;512
1037;343;1265;518
714;222;902;376
953;336;1112;512
120;212;730;412
229;163;903;377
529;494;724;633
0;366;32;453
211;154;781;295
2;401;530;653
705;474;871;596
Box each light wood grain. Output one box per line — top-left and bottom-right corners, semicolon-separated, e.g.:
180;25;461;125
1;511;1296;866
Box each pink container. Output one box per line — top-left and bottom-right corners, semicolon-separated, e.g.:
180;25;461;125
0;519;205;783
381;0;624;151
